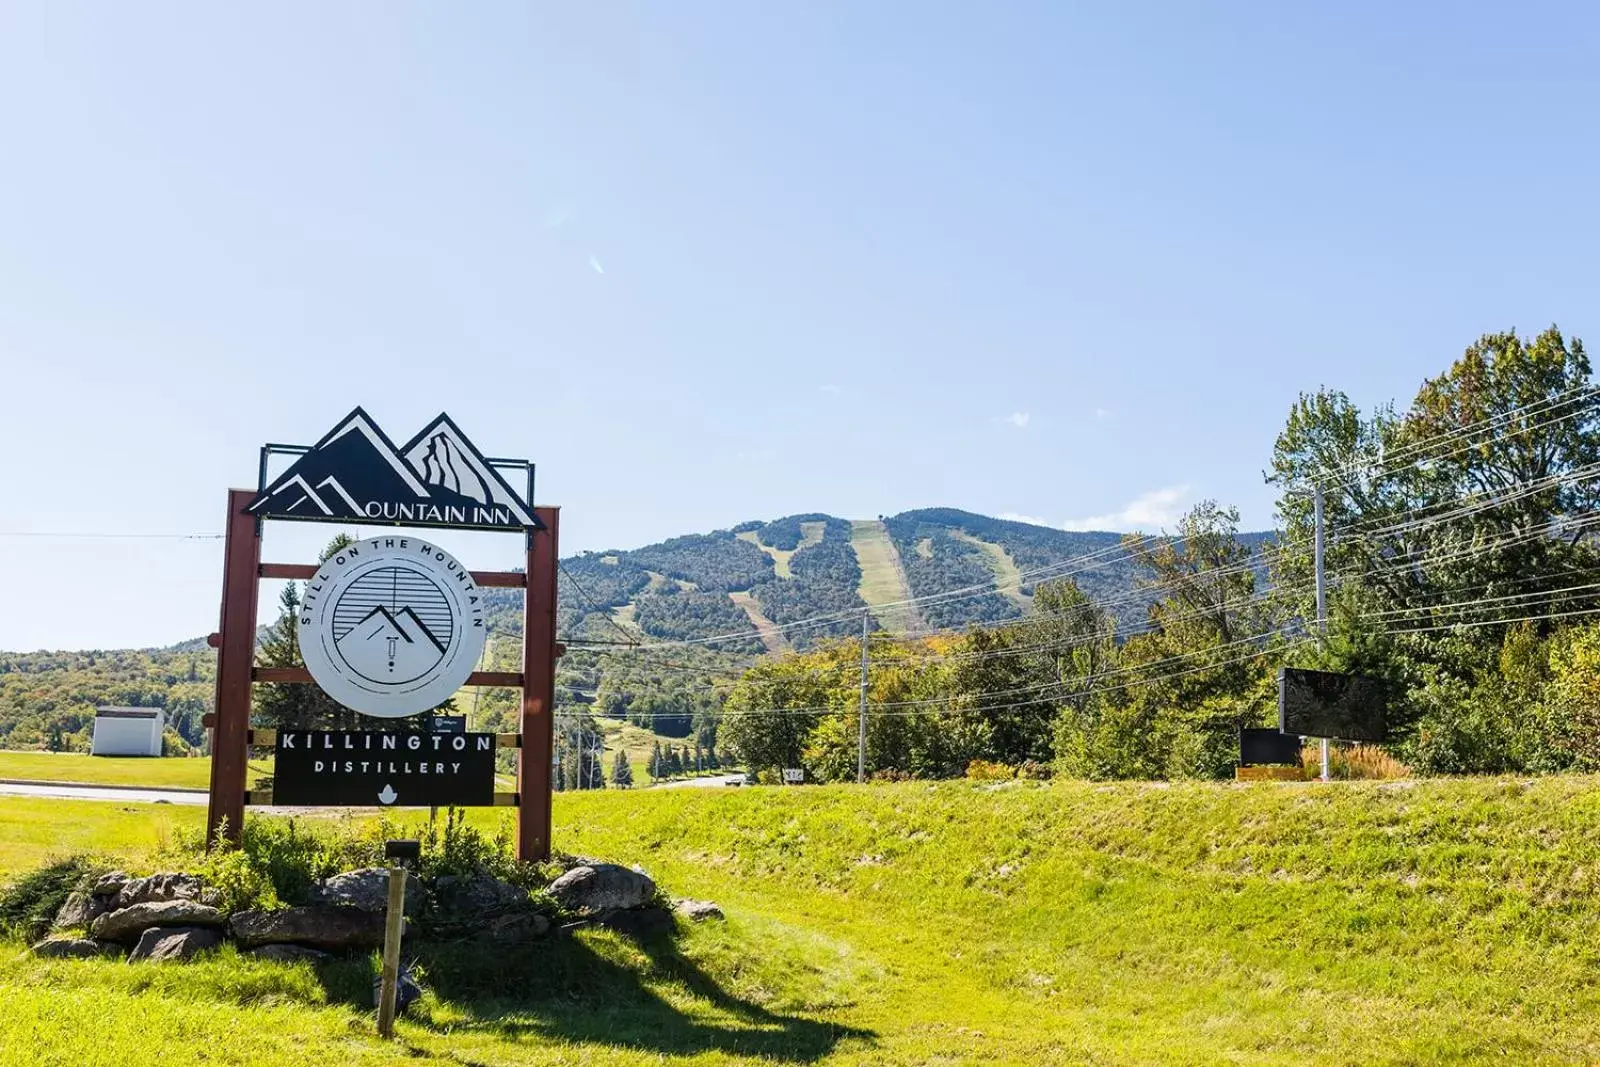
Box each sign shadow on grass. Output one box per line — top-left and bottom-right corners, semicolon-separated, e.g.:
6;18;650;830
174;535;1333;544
322;922;875;1063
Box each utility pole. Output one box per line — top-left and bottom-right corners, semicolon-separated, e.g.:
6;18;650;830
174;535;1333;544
1313;482;1330;783
858;611;869;784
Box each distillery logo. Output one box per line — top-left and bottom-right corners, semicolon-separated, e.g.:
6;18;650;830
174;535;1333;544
248;407;538;531
297;539;488;719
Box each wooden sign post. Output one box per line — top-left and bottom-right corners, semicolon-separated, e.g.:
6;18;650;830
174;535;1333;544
205;493;561;862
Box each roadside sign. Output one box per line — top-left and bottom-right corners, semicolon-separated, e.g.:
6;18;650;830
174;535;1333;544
782;768;804;784
428;714;467;734
272;729;498;807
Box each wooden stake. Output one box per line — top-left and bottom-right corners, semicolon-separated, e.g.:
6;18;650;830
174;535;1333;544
376;864;407;1039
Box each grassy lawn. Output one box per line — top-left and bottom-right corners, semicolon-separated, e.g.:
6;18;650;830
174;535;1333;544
0;752;269;790
847;520;920;633
6;777;1600;1063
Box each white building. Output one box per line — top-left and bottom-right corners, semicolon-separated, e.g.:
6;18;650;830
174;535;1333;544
90;707;165;757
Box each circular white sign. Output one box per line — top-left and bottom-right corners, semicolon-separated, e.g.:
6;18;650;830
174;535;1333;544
297;538;487;719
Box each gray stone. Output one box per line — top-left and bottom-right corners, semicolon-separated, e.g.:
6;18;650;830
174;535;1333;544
116;872;205;908
673;899;724;922
30;937;114;959
230;906;391;951
433;873;527;915
547;864;656;915
54;890;112;930
475;910;552;944
129;926;222;962
89;871;130;898
306;868;421;915
246;943;332;964
91;899;225;942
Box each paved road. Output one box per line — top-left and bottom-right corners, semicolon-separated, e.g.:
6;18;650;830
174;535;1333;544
0;781;208;805
655;773;746;789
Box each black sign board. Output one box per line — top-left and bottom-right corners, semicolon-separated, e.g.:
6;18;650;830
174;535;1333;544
249;407;540;532
1240;727;1303;767
272;730;498;807
1278;668;1388;742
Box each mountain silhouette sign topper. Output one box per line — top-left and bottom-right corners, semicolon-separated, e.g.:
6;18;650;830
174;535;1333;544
249;408;539;531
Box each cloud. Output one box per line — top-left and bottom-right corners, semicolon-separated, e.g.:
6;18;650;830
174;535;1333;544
588;254;605;275
1001;486;1193;533
1004;412;1030;429
1094;408;1112;420
1062;486;1190;531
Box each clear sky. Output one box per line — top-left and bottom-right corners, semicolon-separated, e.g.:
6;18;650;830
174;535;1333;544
1;2;1596;650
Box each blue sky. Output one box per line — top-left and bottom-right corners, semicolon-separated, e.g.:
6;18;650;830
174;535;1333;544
1;2;1596;649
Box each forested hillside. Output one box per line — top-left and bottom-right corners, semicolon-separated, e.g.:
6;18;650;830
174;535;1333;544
0;507;1271;756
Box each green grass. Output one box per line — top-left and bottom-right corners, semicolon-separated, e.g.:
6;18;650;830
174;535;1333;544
8;777;1600;1063
950;530;1032;611
0;752;269;790
736;523;824;580
848;520;920;633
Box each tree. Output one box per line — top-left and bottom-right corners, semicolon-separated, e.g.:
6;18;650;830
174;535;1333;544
610;749;634;788
648;740;664;780
665;747;683;776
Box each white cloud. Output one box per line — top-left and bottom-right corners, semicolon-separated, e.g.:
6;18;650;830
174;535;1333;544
1061;486;1190;531
1004;412;1030;429
1094;407;1112;420
998;511;1053;527
1001;486;1193;533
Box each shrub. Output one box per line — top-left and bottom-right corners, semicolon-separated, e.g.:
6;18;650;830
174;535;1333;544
0;856;105;941
965;760;1016;781
1301;743;1412;780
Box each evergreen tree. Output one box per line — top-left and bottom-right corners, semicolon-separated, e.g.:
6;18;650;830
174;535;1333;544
610;749;634;788
648;741;664;779
666;747;684;776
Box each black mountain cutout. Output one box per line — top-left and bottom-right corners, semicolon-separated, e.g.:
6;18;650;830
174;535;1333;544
249;407;538;531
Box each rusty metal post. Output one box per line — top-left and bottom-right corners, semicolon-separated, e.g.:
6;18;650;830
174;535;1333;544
207;489;262;848
518;507;559;861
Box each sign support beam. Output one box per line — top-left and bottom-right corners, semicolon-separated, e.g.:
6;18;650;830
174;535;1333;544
207;489;262;848
519;507;559;862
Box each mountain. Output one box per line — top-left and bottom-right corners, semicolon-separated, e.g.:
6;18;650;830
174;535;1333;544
482;508;1275;653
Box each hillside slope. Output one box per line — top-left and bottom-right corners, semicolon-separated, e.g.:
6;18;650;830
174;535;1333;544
4;778;1598;1064
556;776;1600;1064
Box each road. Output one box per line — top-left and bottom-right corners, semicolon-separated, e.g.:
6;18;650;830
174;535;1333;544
655;773;746;789
0;780;208;805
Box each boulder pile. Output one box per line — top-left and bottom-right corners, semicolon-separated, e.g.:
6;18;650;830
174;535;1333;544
28;860;716;965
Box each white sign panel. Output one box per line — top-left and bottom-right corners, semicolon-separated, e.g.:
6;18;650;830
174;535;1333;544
298;538;487;719
782;768;804;784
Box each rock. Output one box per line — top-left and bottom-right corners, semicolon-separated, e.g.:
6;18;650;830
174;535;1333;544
433;873;527;915
673;899;724;922
89;871;130;898
474;910;552;944
371;964;423;1015
129;926;222;962
230;906;391;952
116;873;205;909
91;900;225;942
306;868;422;915
246;943;331;964
594;905;674;940
54;890;112;930
547;864;656;915
30;937;114;959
